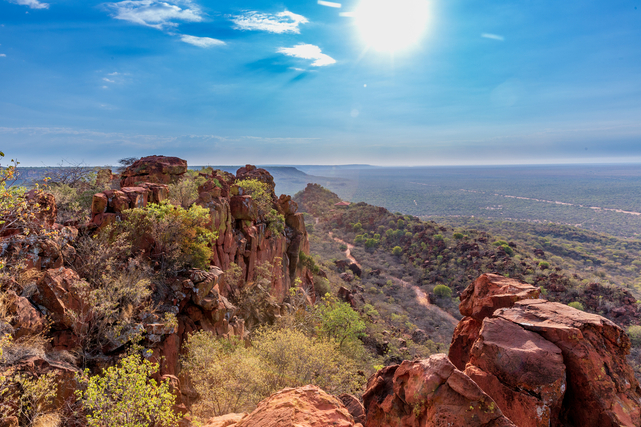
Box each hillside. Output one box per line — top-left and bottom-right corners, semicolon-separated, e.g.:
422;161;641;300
294;183;641;371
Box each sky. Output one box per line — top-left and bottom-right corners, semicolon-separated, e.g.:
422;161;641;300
0;0;640;166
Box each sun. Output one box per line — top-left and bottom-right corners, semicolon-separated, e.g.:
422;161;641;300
355;0;430;53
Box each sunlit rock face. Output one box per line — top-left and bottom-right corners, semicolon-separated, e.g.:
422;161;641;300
450;273;641;427
361;353;515;427
120;155;188;187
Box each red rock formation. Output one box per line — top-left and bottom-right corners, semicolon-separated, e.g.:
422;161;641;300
31;267;88;330
362;353;515;427
203;413;247;427
234;385;361;427
450;273;641;427
120;155;187;187
459;273;540;320
25;190;57;227
338;394;366;424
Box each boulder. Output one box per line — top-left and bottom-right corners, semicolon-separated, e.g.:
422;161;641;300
465;317;566;427
450;274;641;427
121;186;150;208
236;165;276;194
496;299;641;426
139;182;169;204
235;385;361;427
120;155;187;187
31;267;87;329
362;354;515;427
203;413;247;427
230;195;258;221
459;273;540;320
338;394;365;424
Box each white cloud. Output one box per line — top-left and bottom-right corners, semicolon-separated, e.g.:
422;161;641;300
318;1;341;7
104;0;203;30
482;33;505;41
231;11;308;34
180;34;226;47
103;78;115;82
0;54;6;57
277;43;336;67
108;72;120;75
7;0;49;9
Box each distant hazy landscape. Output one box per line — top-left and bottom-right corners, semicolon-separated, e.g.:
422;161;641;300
16;163;641;238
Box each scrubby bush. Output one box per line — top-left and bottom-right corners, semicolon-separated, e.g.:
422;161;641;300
568;301;584;311
433;284;453;298
392;246;403;256
182;327;365;420
628;325;641;347
114;201;216;274
0;367;58;427
76;354;181;427
182;333;264;418
236;179;273;217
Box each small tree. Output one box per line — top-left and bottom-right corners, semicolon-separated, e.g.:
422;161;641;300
392;246;403;257
433;284;453;298
568;301;584;311
76;354;182;427
315;294;366;348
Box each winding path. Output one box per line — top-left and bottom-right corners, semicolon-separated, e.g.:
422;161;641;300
328;232;459;327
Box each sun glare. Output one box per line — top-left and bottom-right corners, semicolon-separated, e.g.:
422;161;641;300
355;0;430;52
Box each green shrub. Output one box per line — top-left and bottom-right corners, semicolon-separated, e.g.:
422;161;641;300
453;232;464;240
76;354;182;427
392;246;403;256
538;261;550;270
182;328;364;419
433;284;452;298
182;333;264;418
315;295;366;348
628;325;641;347
115;201;216;274
568;301;584;311
236;179;273;217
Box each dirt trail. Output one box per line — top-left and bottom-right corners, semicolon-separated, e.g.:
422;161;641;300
329;233;459;327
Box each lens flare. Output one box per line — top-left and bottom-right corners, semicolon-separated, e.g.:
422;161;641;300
355;0;430;52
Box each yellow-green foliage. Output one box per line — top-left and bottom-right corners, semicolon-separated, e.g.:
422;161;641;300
182;327;365;420
76;354;181;427
115;201;216;273
433;284;453;298
0;366;58;427
315;294;366;348
236;179;271;212
568;301;584;311
628;325;641;347
181;333;264;418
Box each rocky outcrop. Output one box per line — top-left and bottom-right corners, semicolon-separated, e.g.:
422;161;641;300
120;155;187;187
450;273;641;427
362;353;515;427
208;385;361;427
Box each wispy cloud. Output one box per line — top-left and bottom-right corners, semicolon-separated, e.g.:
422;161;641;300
103;0;203;30
0;54;6;57
103;78;115;82
277;44;336;67
318;0;341;8
231;11;308;34
7;0;49;9
180;34;226;47
482;33;505;41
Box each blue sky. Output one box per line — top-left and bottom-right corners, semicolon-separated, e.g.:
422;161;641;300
1;0;640;166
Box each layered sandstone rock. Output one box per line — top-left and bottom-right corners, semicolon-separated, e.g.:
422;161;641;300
450;273;641;427
362;353;515;427
120;155;187;187
235;385;361;427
